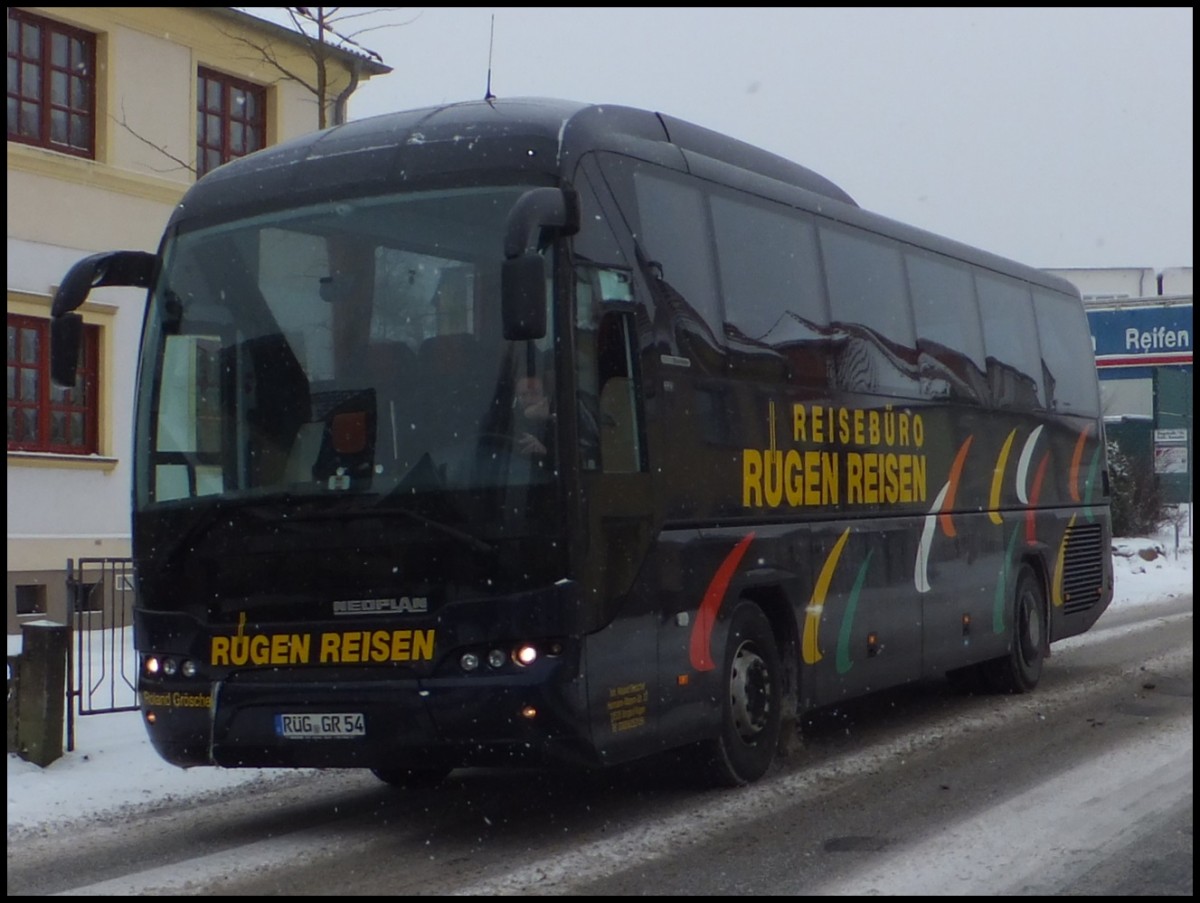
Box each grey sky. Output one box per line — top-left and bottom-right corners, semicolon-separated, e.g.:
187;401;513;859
279;7;1195;273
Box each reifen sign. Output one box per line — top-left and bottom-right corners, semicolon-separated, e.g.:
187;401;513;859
1086;301;1193;369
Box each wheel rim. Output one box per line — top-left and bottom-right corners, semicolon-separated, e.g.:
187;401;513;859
729;640;772;742
1017;588;1042;668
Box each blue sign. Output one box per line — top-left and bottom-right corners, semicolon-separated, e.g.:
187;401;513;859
1086;303;1193;369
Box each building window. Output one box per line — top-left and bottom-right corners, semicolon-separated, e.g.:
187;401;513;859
6;9;96;158
7;314;100;454
196;67;266;177
70;580;103;613
15;584;46;616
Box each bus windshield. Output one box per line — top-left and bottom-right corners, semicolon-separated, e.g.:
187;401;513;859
134;184;559;529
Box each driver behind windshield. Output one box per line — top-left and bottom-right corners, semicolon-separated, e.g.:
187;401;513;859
514;375;553;458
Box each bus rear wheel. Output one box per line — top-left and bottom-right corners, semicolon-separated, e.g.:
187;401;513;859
695;601;783;787
371;766;452;789
981;563;1046;694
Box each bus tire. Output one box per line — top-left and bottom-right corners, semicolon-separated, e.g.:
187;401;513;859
696;601;783;787
371;766;452;789
981;563;1046;694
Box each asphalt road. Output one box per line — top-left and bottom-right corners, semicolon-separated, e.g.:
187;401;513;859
8;594;1191;896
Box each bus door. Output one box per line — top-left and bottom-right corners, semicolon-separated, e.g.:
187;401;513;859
574;273;659;756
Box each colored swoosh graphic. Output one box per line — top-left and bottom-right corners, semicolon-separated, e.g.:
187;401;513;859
836;551;874;674
939;436;975;537
688;533;754;672
989;429;1017;525
1015;425;1044;504
1069;425;1092;503
1083;446;1102;521
802;527;851;665
1025;453;1050;543
915;482;951;593
993;524;1022;633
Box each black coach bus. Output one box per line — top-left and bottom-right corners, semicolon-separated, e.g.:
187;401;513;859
50;98;1112;787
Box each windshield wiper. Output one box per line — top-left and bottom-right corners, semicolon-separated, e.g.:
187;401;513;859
371;505;495;555
158;490;494;558
157;495;297;566
293;502;495;555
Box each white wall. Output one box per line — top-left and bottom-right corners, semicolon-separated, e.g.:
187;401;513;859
7;8;388;625
1160;267;1193;296
1044;267;1158;301
7;239;144;535
1099;378;1154;420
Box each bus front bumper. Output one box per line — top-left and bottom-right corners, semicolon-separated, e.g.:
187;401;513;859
140;668;594;771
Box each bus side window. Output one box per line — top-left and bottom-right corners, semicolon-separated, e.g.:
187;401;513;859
976;273;1045;409
906;251;988;403
597;312;642;473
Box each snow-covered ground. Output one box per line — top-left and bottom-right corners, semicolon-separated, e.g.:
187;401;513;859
7;509;1193;836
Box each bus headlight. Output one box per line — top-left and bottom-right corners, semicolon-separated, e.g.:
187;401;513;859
143;655;201;679
513;644;538;667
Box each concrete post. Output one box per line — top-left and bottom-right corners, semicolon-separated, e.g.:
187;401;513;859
6;654;20;753
16;620;69;767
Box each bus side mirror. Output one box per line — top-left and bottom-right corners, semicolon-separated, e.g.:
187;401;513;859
501;187;579;341
502;256;548;340
51;313;84;388
50;250;156;386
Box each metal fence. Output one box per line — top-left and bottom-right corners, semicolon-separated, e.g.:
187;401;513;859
65;557;139;752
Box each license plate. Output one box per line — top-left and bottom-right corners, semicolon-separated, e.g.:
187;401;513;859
275;712;365;739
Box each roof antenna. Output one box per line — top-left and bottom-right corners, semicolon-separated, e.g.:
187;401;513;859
484;15;497;103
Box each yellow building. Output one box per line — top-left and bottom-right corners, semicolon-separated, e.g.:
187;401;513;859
7;7;391;631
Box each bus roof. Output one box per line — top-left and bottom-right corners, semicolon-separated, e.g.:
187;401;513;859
174;97;856;221
173;96;1078;298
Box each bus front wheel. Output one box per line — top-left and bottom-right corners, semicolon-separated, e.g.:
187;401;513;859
696;601;783;787
981;563;1046;694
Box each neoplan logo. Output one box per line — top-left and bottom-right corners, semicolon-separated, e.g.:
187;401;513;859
332;597;429;615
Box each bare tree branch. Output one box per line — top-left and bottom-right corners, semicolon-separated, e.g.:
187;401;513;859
223;8;406;127
221;30;323;97
113;103;196;174
282;6;417;61
116;8;402;171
